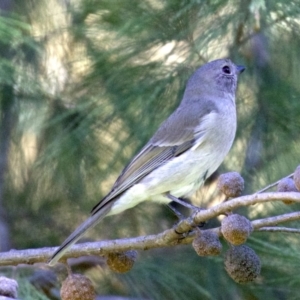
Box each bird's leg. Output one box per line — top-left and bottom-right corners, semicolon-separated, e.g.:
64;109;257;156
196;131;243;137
167;202;185;219
165;193;205;231
166;203;189;237
165;193;200;211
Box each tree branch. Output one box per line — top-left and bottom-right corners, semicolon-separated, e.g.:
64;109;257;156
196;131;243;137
256;173;294;193
258;227;300;234
0;191;300;267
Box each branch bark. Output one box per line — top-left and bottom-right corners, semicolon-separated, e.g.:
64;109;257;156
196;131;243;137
0;191;300;267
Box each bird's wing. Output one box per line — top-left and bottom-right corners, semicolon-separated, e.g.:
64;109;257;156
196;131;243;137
49;127;198;265
91;104;216;215
91;139;195;214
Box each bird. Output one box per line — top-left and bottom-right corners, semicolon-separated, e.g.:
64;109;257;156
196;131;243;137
49;58;245;265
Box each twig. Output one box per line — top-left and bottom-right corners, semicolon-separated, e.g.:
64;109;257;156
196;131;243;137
258;227;300;234
256;173;294;194
188;191;300;230
252;211;300;229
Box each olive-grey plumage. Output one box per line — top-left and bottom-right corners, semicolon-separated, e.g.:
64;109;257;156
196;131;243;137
49;58;244;265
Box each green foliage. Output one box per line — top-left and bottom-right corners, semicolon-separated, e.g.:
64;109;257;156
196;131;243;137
1;0;300;298
18;278;51;300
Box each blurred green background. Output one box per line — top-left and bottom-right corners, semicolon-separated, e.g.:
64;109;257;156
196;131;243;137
1;0;300;299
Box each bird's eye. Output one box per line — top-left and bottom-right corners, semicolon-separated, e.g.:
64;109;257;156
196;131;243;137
222;65;231;74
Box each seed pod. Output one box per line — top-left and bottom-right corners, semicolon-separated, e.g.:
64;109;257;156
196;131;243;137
224;245;261;284
217;172;244;198
277;177;298;204
0;276;18;299
221;214;253;245
192;230;222;256
107;250;138;273
60;274;95;300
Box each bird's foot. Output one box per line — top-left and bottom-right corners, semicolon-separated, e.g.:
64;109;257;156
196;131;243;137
165;192;203;213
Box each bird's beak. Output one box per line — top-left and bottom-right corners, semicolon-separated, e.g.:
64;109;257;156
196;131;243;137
236;65;245;74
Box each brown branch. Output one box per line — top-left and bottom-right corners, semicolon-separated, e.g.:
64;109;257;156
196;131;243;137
180;191;300;233
258;227;300;234
256;173;294;193
252;211;300;228
0;191;300;267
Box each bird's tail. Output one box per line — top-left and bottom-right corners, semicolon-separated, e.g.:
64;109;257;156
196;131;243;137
48;203;112;266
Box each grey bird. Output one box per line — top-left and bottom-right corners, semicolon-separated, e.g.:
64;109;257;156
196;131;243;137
49;58;245;265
